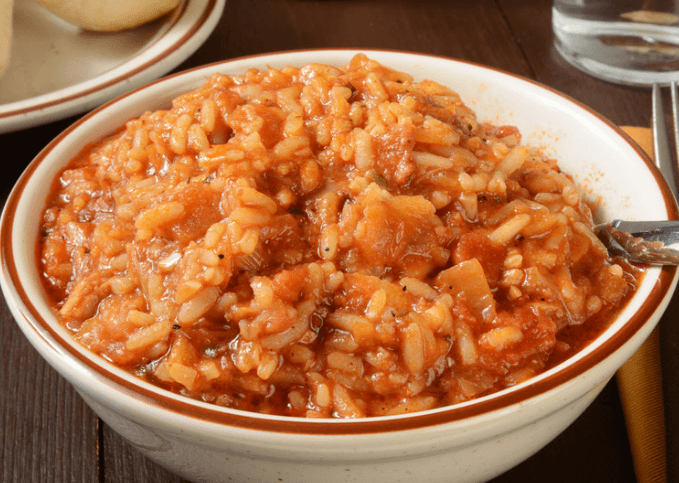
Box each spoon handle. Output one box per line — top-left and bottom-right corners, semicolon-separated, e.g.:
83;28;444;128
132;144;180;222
597;219;679;265
610;219;679;244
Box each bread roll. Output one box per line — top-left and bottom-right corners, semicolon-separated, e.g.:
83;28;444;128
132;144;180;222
0;0;12;79
33;0;181;32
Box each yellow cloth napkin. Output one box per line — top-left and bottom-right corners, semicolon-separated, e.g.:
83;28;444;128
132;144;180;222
616;126;666;483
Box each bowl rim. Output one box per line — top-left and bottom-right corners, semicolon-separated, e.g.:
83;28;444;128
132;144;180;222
2;48;677;436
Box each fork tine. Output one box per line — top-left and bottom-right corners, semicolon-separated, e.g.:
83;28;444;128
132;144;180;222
652;83;669;172
652;83;679;203
671;81;679;171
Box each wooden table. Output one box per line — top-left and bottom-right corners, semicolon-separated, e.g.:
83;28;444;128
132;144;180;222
1;0;676;481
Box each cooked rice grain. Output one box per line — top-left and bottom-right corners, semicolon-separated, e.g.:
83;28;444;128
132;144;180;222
39;54;640;418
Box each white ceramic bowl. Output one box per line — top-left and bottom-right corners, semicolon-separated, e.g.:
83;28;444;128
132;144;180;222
1;50;677;483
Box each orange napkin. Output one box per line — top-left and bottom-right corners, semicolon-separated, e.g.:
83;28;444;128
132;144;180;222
616;126;666;483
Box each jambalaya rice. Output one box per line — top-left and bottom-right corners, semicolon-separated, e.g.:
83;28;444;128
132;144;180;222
39;54;639;418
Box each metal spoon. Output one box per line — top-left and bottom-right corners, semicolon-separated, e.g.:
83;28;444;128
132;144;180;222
593;87;679;266
595;219;679;265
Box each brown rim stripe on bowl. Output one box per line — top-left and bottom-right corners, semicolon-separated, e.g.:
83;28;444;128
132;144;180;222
0;0;218;120
2;50;676;435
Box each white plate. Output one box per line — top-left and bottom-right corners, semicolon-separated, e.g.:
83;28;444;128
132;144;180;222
0;0;225;133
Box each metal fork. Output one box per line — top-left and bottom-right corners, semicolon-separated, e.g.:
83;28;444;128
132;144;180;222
652;82;679;204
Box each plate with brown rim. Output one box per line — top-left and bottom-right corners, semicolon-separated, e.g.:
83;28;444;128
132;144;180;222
0;0;224;134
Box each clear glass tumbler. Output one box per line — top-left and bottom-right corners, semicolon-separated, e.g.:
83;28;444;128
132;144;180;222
553;0;679;85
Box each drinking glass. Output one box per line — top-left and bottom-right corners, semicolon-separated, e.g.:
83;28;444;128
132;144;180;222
553;0;679;85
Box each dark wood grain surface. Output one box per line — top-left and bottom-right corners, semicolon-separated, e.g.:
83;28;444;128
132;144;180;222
1;0;675;481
